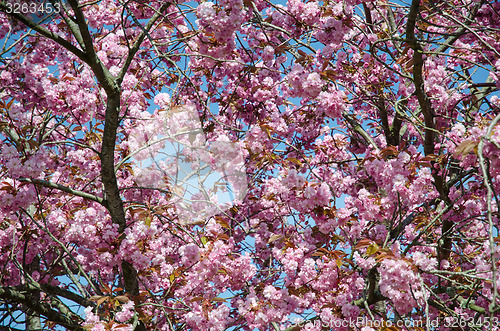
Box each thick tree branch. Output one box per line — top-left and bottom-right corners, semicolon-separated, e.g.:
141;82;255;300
406;0;434;157
60;2;163;326
38;284;94;308
377;97;394;145
100;93;126;231
343;113;380;152
66;0;118;94
59;6;85;49
0;286;85;331
477;112;500;313
406;0;456;263
0;327;25;331
363;4;373;33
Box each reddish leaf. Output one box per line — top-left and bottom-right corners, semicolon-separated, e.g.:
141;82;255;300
453;139;478;158
355;239;374;250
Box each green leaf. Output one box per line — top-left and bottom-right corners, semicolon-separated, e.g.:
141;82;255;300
366;243;379;256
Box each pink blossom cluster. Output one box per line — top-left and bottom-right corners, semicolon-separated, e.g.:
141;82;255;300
378;258;427;315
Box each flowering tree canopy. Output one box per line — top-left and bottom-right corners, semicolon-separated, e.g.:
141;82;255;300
0;0;499;330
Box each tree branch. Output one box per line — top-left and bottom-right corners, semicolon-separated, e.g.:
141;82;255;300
38;284;94;308
406;0;434;157
18;178;104;204
116;2;171;84
0;3;87;63
0;286;85;331
343;113;380;152
66;0;118;94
